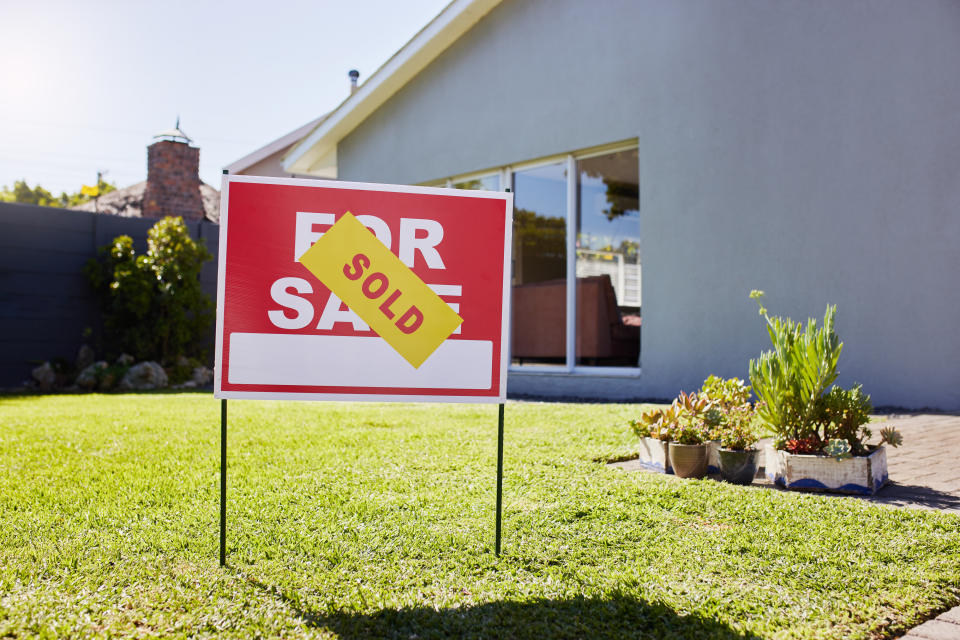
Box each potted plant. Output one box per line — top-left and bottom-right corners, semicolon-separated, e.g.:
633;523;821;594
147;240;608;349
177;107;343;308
629;405;682;473
666;391;712;479
748;291;903;495
715;402;760;485
699;375;753;474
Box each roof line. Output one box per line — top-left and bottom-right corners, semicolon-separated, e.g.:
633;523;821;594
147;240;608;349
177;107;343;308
225;114;329;174
282;0;503;175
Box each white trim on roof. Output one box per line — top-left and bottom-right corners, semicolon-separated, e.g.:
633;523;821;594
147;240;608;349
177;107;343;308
225;114;329;174
282;0;504;175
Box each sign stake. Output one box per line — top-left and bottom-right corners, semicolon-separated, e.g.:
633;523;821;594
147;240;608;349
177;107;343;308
220;398;227;566
495;402;504;556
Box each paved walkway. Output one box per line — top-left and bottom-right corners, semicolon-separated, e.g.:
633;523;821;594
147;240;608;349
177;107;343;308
611;413;960;638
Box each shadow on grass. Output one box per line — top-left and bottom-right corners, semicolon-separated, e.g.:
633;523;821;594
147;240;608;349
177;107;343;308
243;575;758;640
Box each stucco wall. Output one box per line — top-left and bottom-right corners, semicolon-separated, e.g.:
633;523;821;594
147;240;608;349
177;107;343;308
337;0;960;409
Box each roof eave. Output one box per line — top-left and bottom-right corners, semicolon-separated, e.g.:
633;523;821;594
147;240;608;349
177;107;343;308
283;0;503;175
226;114;330;174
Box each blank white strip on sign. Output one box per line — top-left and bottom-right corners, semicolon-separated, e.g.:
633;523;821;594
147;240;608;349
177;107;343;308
228;333;492;389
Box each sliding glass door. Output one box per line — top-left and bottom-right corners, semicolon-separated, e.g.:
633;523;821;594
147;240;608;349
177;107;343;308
445;142;640;371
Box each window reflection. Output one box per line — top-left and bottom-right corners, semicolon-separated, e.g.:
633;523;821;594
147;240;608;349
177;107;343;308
575;149;640;366
452;175;499;191
511;163;567;364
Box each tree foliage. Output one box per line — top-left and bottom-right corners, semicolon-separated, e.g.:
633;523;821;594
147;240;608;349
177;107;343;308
85;217;213;363
1;178;117;208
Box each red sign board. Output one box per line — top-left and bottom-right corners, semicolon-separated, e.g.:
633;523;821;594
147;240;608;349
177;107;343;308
214;176;513;402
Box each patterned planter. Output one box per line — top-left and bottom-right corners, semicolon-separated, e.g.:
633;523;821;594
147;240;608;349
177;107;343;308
637;437;673;473
669;442;709;479
764;443;889;495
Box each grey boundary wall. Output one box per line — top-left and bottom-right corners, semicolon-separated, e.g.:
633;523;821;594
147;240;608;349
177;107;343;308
0;202;218;387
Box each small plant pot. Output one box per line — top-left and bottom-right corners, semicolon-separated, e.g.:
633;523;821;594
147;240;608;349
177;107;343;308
717;448;759;485
707;440;720;474
669;442;708;479
637;437;673;474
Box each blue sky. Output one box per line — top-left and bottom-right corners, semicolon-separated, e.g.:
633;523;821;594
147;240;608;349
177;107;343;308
0;0;450;194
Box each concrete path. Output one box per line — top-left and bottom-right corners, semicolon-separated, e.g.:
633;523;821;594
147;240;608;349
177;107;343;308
610;412;960;638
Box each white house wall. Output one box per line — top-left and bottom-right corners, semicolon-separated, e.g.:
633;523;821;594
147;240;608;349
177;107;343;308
335;0;960;409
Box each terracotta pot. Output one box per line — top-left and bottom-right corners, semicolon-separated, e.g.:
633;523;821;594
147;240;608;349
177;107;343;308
717;448;759;485
668;442;708;479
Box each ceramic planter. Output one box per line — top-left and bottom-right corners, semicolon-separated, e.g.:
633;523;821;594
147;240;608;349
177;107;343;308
763;443;889;495
669;442;708;479
707;440;720;474
717;448;759;485
637;437;673;473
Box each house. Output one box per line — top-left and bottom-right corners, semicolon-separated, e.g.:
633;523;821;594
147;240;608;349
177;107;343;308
73;123;220;222
232;0;960;410
224;114;330;179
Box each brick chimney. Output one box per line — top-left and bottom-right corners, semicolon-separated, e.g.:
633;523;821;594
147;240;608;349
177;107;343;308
142;121;205;221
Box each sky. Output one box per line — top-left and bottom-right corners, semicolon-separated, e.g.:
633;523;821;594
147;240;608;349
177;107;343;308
0;0;451;195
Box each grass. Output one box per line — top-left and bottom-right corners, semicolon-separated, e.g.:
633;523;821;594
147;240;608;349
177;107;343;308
0;394;958;639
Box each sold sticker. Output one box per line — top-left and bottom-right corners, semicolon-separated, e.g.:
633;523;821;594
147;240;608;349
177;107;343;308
298;212;464;368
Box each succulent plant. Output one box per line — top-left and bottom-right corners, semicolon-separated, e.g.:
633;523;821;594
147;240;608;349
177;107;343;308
629;408;665;439
879;426;903;448
784;436;822;455
823;438;852;461
630;404;685;441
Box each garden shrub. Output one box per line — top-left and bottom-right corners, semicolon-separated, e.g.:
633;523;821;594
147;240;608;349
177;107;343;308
86;216;214;364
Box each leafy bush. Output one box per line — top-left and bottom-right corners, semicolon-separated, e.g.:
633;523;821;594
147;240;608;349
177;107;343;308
715;403;758;450
747;291;903;455
747;290;842;446
814;384;873;455
699;375;751;409
696;376;758;450
86;217;213;364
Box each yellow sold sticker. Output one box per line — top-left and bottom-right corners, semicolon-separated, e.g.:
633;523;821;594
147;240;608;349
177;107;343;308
298;212;463;369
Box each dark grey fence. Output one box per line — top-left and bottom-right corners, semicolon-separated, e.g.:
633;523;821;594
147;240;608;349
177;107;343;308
0;202;219;387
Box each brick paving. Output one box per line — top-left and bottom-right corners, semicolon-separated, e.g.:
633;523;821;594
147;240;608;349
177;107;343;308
881;414;960;640
610;412;960;638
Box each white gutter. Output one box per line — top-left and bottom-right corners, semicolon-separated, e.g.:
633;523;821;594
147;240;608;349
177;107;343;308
283;0;504;175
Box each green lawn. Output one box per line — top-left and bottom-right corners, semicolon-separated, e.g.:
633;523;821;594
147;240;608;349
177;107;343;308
0;394;957;639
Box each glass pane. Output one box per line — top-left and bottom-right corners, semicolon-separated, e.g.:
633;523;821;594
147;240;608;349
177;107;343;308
511;162;567;365
452;175;499;191
575;149;640;367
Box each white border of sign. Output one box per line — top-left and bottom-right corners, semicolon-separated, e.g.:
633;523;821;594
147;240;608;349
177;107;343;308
214;175;513;404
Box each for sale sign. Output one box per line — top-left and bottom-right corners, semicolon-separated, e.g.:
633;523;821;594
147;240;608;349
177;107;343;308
214;176;513;402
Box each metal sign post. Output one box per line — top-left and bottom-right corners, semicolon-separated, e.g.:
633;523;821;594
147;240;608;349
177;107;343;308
495;402;504;556
220;398;227;566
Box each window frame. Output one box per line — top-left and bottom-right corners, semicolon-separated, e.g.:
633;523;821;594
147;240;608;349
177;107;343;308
440;139;641;377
